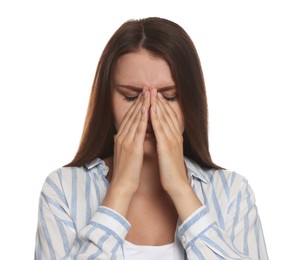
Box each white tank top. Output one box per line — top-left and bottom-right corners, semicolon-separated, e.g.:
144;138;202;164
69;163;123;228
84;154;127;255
123;240;184;260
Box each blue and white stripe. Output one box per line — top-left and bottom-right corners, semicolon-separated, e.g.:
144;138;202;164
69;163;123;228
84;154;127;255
35;157;268;259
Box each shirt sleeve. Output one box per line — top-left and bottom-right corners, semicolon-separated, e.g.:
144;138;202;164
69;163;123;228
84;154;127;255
177;179;268;259
35;172;130;259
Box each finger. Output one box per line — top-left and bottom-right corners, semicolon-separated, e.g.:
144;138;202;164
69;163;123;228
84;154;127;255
157;92;181;134
156;93;176;132
117;92;142;134
122;88;150;143
153;93;178;142
150;88;168;143
150;87;158;111
133;102;149;144
133;87;151;143
117;93;143;136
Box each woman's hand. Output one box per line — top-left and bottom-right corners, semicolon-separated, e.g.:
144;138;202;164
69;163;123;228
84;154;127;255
150;88;202;221
150;88;187;192
102;88;150;217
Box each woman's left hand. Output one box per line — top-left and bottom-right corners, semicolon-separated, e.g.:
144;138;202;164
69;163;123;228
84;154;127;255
150;88;188;193
150;87;203;221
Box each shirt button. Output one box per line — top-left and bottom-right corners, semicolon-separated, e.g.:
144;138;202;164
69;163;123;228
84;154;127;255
181;236;186;243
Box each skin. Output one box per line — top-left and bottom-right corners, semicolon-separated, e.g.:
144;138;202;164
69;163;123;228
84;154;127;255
102;49;202;245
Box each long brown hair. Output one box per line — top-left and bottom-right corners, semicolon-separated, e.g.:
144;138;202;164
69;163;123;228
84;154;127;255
66;17;221;169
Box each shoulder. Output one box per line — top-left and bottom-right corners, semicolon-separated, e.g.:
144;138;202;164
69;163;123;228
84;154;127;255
185;157;252;200
40;158;109;197
37;158;111;229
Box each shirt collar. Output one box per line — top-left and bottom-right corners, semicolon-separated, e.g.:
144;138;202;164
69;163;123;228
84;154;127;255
85;158;109;176
85;156;208;183
184;157;208;184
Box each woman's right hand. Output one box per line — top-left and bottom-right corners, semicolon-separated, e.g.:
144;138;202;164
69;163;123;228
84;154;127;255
102;88;150;217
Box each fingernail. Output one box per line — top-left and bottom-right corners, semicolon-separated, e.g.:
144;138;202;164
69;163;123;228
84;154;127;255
157;92;164;99
141;106;146;114
152;105;157;113
153;89;157;96
145;89;149;99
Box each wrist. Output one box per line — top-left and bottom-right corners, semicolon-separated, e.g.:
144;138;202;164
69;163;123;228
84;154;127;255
164;177;190;197
167;183;203;222
102;184;135;217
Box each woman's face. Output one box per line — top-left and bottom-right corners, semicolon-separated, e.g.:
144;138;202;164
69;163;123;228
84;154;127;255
112;49;184;155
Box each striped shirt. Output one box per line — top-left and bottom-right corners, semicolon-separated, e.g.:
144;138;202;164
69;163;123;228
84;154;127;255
35;157;268;259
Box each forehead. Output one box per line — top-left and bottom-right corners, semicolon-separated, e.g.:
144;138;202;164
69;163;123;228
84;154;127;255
113;49;174;88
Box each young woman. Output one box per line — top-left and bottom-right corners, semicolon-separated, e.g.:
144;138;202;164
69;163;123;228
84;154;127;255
35;17;268;259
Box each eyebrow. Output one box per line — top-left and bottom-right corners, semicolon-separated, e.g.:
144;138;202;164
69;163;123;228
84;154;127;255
114;84;176;91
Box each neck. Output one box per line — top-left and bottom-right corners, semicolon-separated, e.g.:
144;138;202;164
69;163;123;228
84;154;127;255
137;155;163;195
104;154;164;196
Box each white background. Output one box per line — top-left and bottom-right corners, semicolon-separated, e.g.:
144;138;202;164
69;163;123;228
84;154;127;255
0;1;295;259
